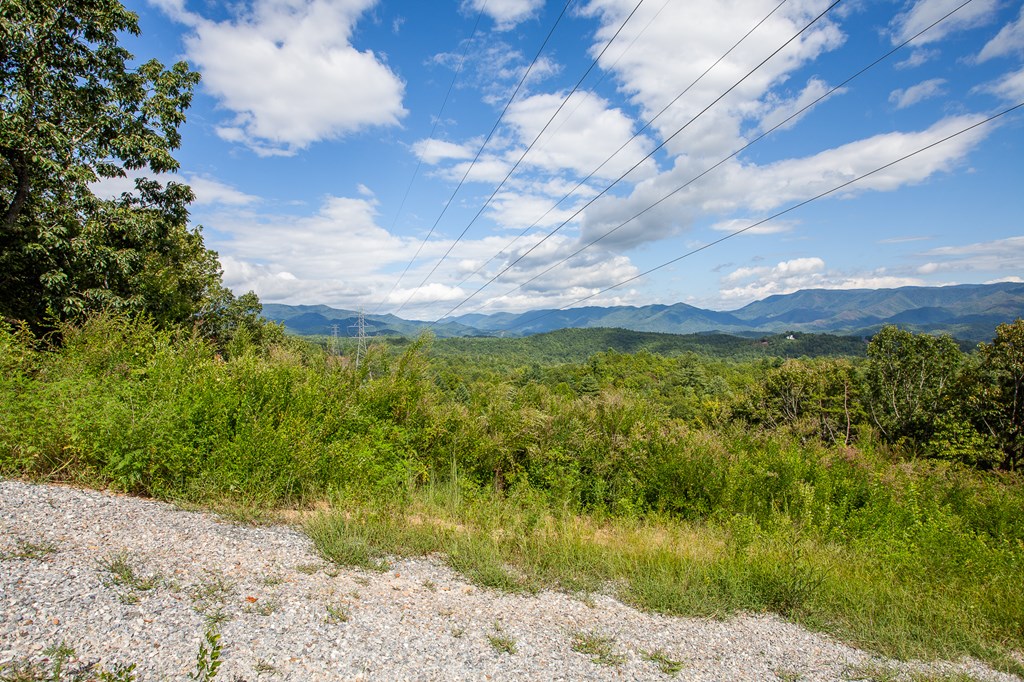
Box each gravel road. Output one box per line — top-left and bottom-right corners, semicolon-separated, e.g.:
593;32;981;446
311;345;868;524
1;480;1018;681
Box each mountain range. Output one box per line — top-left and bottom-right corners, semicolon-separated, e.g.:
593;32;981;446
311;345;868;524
261;282;1024;343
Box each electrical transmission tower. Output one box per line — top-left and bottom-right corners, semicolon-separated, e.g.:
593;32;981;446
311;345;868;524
330;324;339;356
350;309;369;370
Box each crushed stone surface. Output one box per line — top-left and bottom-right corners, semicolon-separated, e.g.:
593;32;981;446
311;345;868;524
0;480;1018;681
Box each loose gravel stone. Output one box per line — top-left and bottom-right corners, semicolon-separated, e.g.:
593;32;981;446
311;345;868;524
0;480;1018;681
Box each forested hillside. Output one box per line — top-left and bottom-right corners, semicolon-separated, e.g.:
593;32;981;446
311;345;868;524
264;282;1024;342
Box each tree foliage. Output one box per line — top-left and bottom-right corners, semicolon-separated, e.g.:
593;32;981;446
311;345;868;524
863;325;964;448
0;0;244;333
972;319;1024;469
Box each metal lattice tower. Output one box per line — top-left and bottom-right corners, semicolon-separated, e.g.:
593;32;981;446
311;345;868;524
330;324;339;356
350;309;369;370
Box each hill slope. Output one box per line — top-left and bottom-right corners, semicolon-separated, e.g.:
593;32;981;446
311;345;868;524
262;282;1024;342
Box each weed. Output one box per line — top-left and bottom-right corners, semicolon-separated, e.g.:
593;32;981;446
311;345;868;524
254;659;279;677
294;563;320;575
189;624;223;681
43;642;75;680
325;603;349;623
261;573;284;586
2;538;58;562
192;571;236;616
487;633;517;655
775;667;803;682
423;579;437;592
353;576;370;587
571;630;626;666
97;551;159;592
451;626;465;638
643;649;684;675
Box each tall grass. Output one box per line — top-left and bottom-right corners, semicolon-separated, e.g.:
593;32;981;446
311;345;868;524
1;314;1021;672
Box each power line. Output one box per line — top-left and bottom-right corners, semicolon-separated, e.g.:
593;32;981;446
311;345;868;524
466;0;979;315
498;101;1023;334
371;1;489;314
393;0;576;315
432;0;840;322
389;0;646;313
439;0;791;303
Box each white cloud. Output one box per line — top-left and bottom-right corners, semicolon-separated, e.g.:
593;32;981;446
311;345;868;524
203;189;643;315
577;114;992;251
757;78;843;132
895;47;940;68
915;236;1024;275
710;218;796;235
463;0;544;30
977;5;1024;61
889;78;947;109
975;66;1024;102
504;91;655;178
92;171;259;206
889;0;999;46
581;0;845;160
186;176;262;206
412;139;477;164
719;257;926;303
159;0;406;155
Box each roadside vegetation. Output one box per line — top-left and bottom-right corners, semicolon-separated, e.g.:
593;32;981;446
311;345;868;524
1;314;1022;674
2;0;1022;676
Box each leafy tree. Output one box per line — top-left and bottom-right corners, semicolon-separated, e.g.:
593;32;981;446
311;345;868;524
742;358;862;445
971;319;1024;469
0;0;230;331
864;325;965;450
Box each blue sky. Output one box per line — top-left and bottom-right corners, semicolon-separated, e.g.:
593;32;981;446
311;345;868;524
103;0;1024;318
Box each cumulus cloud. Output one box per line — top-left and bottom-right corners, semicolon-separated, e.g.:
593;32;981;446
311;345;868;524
757;78;843;133
156;0;406;156
463;0;544;31
92;171;259;206
719;257;926;303
581;0;845;160
710;218;796;235
412;139;477;164
889;0;999;46
977;4;1024;61
504;91;654;178
915;236;1024;275
889;78;947;109
577;113;992;251
974;66;1024;102
895;47;940;68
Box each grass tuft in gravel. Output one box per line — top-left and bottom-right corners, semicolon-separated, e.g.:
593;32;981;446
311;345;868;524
97;551;159;602
487;633;517;655
643;649;684;675
570;631;627;666
1;538;59;562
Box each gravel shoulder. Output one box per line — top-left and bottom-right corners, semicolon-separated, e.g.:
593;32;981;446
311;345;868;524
1;480;1018;682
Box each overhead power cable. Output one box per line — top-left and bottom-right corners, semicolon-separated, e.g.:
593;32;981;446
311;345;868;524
431;0;841;321
392;0;645;307
528;0;674;157
393;0;576;315
497;101;1023;334
393;0;645;315
443;0;790;300
371;2;489;314
464;0;979;314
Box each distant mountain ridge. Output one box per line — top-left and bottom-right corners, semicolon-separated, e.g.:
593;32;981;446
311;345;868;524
262;282;1024;343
